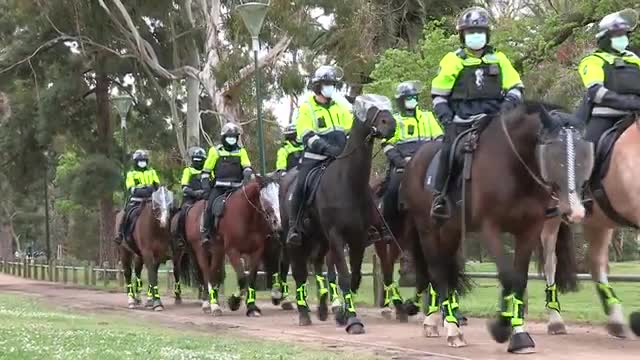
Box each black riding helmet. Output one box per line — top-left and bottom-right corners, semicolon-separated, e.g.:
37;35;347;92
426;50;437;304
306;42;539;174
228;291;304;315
283;123;297;142
132;149;149;170
456;7;492;44
189;147;206;170
395;81;422;111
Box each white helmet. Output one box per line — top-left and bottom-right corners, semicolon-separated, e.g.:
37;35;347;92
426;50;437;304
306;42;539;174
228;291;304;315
220;122;242;137
596;9;638;39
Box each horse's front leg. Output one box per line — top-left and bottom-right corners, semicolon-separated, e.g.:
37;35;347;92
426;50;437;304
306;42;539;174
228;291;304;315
330;229;365;335
245;242;264;317
587;225;627;338
207;243;225;316
120;247;136;309
144;256;164;311
278;245;293;310
541;218;566;334
227;249;246;312
289;243;312;326
326;249;341;313
312;241;329;322
133;256;143;304
172;249;183;305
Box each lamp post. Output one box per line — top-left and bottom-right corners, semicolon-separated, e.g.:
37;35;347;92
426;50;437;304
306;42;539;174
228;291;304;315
112;95;134;196
43;150;51;262
236;1;269;175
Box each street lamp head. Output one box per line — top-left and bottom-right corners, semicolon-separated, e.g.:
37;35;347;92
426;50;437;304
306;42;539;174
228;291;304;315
236;2;269;48
112;94;134;120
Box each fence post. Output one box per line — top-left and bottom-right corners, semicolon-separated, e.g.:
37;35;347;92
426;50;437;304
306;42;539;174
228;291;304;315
90;261;96;286
33;262;38;280
48;260;53;281
103;262;109;288
62;261;68;284
116;262;124;288
83;262;90;286
372;254;382;307
53;260;59;282
72;265;78;285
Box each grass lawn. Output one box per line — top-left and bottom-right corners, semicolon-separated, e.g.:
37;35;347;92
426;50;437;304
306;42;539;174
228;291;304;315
0;293;376;360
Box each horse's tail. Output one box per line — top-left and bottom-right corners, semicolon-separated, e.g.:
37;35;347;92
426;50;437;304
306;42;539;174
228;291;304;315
180;245;200;288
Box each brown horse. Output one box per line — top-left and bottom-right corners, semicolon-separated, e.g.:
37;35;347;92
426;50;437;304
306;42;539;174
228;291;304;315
115;186;174;311
403;104;591;353
206;176;281;317
541;114;640;338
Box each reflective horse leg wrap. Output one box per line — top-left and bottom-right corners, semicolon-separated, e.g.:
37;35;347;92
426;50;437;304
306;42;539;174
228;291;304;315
426;283;439;316
596;282;621;315
441;292;459;325
344;291;357;314
296;282;308;308
246;287;257;305
151;286;161;300
174;282;182;298
383;282;403;307
545;283;561;312
329;282;340;302
126;284;134;297
209;287;219;305
315;275;329;297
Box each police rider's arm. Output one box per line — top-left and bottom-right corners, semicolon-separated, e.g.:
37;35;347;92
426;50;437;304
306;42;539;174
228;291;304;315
425;111;444;138
150;169;160;190
297;102;333;155
579;55;640;111
201;147;218;190
497;52;524;103
125;171;136;194
431;52;461;126
275;146;287;171
240;148;253;179
181;168;198;198
382;118;406;168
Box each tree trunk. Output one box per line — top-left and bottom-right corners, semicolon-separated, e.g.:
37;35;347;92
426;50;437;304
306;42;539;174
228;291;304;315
186;40;200;149
95;63;116;265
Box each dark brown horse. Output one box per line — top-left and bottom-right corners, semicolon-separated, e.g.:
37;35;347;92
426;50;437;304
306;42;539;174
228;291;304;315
115;186;174;311
404;104;591;353
207;176;281;317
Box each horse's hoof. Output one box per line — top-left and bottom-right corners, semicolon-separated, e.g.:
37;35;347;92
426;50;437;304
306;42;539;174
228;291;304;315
345;317;365;335
299;311;312;326
128;303;136;309
630;312;640;336
228;295;242;312
507;332;536;354
404;300;420;316
547;321;567;335
153;304;164;312
202;302;211;314
271;289;283;306
335;309;348;327
174;297;182;306
607;322;627;339
145;299;154;308
423;324;439;337
317;295;329;322
134;298;142;306
247;309;262;318
381;306;393;320
447;334;467;348
281;301;294;311
487;318;511;344
211;304;222;317
395;305;409;323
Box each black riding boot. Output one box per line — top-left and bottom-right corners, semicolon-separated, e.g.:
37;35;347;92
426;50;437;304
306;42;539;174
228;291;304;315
431;144;452;219
175;206;188;249
201;195;215;246
286;160;316;247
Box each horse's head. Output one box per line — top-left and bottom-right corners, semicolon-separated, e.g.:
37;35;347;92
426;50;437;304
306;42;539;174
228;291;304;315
537;110;594;224
353;94;396;140
151;186;174;228
256;175;281;232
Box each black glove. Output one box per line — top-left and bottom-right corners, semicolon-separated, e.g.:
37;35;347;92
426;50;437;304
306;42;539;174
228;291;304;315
501;99;518;113
194;190;205;199
183;187;197;198
386;149;406;169
326;145;342;158
201;175;211;192
433;97;454;127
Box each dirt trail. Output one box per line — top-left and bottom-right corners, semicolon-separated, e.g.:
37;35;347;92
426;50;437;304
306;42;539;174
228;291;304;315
1;274;638;359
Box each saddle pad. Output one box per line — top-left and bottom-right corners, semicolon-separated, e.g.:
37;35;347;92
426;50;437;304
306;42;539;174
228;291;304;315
212;193;230;217
424;150;442;192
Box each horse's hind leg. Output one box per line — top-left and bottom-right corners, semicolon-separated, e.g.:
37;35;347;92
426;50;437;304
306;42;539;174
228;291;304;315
290;244;312;326
278;246;293;310
227;249;246;312
331;231;365;335
133;257;144;305
172;250;183;305
541;218;566;335
145;257;164;311
245;247;264;318
326;249;341;312
120;248;136;309
207;243;225;316
586;225;626;338
312;243;330;322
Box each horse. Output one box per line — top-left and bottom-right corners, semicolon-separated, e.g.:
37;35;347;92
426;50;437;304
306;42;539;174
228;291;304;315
286;94;396;335
206;175;281;317
541;113;640;338
115;186;174;311
403;104;592;353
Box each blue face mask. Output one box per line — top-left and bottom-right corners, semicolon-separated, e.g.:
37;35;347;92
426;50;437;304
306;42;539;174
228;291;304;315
610;35;629;52
404;99;418;109
464;32;487;50
321;85;335;99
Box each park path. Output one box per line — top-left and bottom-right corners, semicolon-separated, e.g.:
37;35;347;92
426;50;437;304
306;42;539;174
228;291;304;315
0;273;638;360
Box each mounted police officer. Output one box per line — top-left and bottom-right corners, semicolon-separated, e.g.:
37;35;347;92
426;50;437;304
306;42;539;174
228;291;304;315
430;6;524;219
286;65;353;246
174;147;207;248
579;9;640;145
201;123;253;245
380;81;443;221
118;149;161;244
275;123;304;175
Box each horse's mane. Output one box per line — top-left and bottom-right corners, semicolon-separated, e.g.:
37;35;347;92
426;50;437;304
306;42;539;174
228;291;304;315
501;101;576;133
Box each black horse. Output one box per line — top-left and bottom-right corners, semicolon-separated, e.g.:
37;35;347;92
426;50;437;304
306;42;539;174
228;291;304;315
286;95;396;334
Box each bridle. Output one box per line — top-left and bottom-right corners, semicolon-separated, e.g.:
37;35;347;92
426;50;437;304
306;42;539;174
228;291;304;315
335;108;388;160
242;182;278;229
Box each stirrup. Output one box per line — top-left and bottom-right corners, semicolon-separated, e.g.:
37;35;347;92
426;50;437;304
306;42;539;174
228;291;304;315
430;195;449;219
286;229;302;247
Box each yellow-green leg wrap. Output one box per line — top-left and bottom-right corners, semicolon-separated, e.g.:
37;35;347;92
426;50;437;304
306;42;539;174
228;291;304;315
344;291;356;313
147;285;152;298
596;282;621;315
545;283;560;312
511;295;525;327
426;284;439;315
500;293;514;319
247;287;257;305
329;282;339;301
151;285;160;300
296;283;308;307
441;298;457;324
272;274;281;289
126;284;134;297
315;275;329;297
451;290;460;311
209;287;219;305
135;278;142;294
174;282;182;297
281;283;289;297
